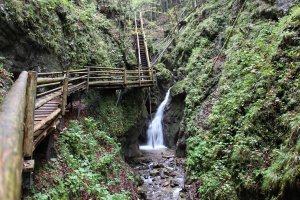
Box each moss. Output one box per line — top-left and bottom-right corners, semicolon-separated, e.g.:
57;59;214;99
4;0;129;69
0;65;13;104
87;89;146;139
155;63;173;81
169;1;300;199
171;80;186;97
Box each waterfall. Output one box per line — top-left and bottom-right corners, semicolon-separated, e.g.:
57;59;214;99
140;89;171;150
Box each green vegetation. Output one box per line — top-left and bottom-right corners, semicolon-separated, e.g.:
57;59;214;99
158;0;300;199
0;62;13;104
26;118;137;199
4;0;134;69
87;89;147;138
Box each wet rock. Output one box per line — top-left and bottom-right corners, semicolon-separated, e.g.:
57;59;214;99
150;169;160;176
170;171;177;177
138;188;147;200
153;162;164;168
149;162;154;170
122;89;148;158
160;171;166;179
131;149;185;199
163;83;186;150
152;177;160;182
170;179;180;187
162;181;170;187
143;174;149;179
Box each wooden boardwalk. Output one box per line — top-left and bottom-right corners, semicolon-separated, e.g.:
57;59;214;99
0;12;155;199
31;66;156;155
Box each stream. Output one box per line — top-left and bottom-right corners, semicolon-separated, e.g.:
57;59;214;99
131;89;185;199
131;148;185;200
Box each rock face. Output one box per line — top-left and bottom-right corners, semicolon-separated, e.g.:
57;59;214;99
163;89;185;149
276;0;299;12
0;1;133;74
0;6;60;73
121;89;148;158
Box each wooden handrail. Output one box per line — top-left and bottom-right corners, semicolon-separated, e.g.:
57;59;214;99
37;77;64;85
0;71;28;200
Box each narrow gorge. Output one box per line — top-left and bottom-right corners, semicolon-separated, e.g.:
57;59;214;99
0;0;300;200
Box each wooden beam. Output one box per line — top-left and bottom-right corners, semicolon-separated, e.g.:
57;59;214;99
87;66;90;91
37;77;64;85
61;78;68;116
37;86;61;98
24;72;37;157
34;108;61;132
35;91;62;109
0;71;28;200
23;160;35;173
37;82;61;89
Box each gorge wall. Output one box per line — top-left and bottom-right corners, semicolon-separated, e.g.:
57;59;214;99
153;0;300;199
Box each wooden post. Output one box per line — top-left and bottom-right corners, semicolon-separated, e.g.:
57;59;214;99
151;68;155;85
138;67;141;86
24;72;37;157
61;78;68;116
140;12;152;77
124;69;127;85
0;71;28;200
87;66;90;91
135;13;142;69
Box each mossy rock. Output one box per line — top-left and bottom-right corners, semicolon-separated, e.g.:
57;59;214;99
171;80;186;98
155;63;173;82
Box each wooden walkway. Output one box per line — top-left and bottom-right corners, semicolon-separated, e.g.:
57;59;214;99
0;12;155;200
31;66;156;157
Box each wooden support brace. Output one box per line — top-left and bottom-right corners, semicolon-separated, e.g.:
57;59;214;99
34;108;61;132
23;160;35;173
61;78;68;116
87;66;90;91
24;72;37;157
124;70;127;85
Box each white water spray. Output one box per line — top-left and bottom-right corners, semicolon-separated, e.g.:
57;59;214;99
140;89;171;150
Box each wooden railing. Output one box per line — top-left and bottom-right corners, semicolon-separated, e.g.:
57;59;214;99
0;66;156;199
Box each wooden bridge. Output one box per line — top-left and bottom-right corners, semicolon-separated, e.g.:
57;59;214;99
0;13;155;199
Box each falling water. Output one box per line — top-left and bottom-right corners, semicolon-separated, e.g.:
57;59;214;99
140;89;171;150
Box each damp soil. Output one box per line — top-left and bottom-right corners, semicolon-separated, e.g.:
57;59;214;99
129;148;186;200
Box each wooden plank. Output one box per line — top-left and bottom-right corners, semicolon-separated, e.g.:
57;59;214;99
35;110;57;113
87;66;90;91
23;160;35;173
33;118;59;149
37;105;59;108
0;71;28;200
24;72;37;157
36;107;56;111
34;108;61;132
35;91;62;109
124;70;127;85
34;115;49;117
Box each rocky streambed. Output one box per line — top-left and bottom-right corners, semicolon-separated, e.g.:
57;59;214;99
130;148;185;200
